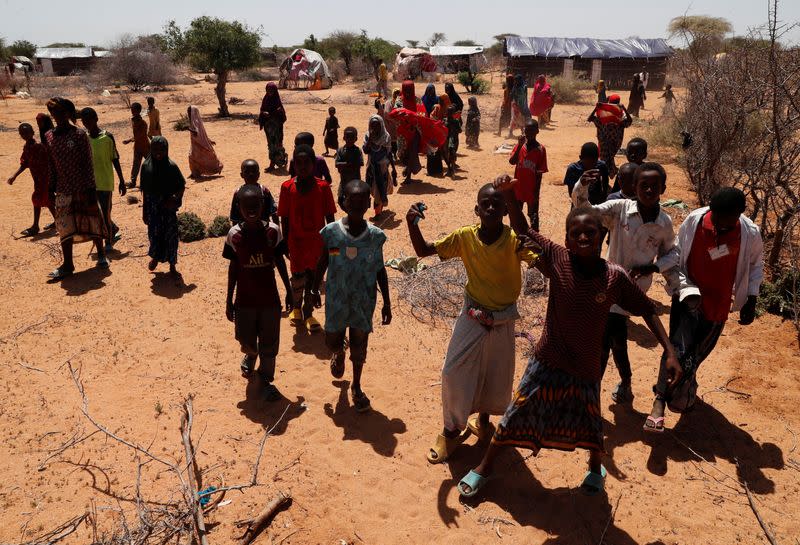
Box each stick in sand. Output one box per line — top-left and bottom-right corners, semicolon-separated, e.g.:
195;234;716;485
237;491;292;545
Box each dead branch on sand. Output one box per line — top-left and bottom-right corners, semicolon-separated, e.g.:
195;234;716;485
235;491;292;545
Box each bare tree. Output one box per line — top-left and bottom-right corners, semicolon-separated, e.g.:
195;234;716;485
426;33;447;47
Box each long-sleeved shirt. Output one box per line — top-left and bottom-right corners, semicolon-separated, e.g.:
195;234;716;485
572;182;679;315
675;206;763;312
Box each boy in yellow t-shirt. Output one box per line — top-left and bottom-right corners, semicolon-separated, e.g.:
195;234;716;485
407;184;537;465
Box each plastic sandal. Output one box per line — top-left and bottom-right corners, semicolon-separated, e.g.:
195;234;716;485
47;266;74;281
580;465;607;496
289;308;303;326
353;390;371;413
466;415;496;444
305;316;322;333
458;469;489;498
611;382;634;404
426;431;468;464
643;415;666;433
330;352;345;379
96;257;110;269
21;227;39;237
240;356;256;378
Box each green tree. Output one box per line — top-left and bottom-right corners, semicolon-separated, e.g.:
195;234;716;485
426;33;446;47
303;34;319;51
668;15;732;57
43;42;86;48
452;40;478;47
354;31;399;75
320;30;359;75
9;40;36;58
486;33;517;58
0;38;9;61
406;40;420;48
163;17;261;117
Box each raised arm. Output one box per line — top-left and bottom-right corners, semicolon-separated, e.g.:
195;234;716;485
492;175;529;235
570;177;622;231
405;204;437;257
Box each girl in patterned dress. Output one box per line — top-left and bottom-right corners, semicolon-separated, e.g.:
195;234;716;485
456;175;683;499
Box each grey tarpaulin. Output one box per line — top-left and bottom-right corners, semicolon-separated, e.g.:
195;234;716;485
505;37;673;59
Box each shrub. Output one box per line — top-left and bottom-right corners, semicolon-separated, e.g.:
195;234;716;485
757;269;799;318
236;69;269;82
207;215;231;237
177;212;206;242
96;34;177;90
457;71;491;94
548;76;593;104
645;115;684;150
174;113;190;131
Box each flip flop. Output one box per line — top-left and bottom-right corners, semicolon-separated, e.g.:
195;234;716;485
611;382;634;404
21;227;39;237
305;316;322;333
240;355;256;378
47;266;74;281
466;415;496;444
330;351;345;379
289;309;303;327
580;465;607;496
458;469;490;498
43;223;55;231
426;431;468;464
96;256;110;269
643;415;666;433
352;390;371;413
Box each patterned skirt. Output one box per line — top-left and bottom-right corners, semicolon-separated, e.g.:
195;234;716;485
55;189;106;244
263;119;287;167
144;195;179;265
494;357;604;453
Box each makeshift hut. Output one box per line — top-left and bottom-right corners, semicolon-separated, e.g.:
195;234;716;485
394;48;437;81
278;48;333;90
35;47;100;76
504;37;672;90
429;45;487;74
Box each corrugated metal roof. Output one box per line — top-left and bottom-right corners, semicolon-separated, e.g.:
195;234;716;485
35;47;94;59
429;45;484;57
505;37;672;59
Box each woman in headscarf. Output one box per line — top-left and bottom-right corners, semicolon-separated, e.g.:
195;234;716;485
586;94;632;178
140;136;186;275
396;80;423;182
596;80;607;104
510;74;531;136
444;82;464;113
363;115;396;218
44;97;109;280
421;83;439;116
186;105;223;178
259;82;288;171
36;113;54;148
400;80;418;111
530;75;554;127
430;93;452;121
627;74;646;117
497;74;515;137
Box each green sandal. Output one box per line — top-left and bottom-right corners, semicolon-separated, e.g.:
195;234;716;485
458;469;490;498
580;465;607;496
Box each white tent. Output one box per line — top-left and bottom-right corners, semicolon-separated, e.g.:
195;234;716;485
394;47;437;80
279;48;333;90
429;45;487;74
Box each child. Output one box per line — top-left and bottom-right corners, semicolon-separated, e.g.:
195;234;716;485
646;187;762;431
140;136;185;275
315;180;391;412
455;175;682;498
147;96;161;137
225;183;291;400
80;107;127;252
563;142;610;204
625;137;648;165
465;96;481;149
406;184;538;465
443;105;462;177
278;145;337;332
661;84;676;116
597;80;607;103
509;119;548;231
572;162;679;404
334;127;364;208
363;115;396;218
7;123;55;236
606;162;637;201
123;102;150;188
322;106;339;156
230;159;278;224
288;132;333;184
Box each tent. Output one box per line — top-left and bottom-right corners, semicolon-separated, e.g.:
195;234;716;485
429;46;487;74
504;36;673;89
35;47;97;76
394;48;437;80
279;48;333;90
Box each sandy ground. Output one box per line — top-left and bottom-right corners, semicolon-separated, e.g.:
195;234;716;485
0;77;799;545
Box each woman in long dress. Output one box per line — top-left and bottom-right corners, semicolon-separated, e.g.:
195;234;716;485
259;82;288;171
141;136;186;275
530;75;554;127
186;105;223;178
627;74;646;117
45;97;109;280
510;74;531;136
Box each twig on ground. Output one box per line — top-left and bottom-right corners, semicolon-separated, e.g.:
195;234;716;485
0;315;50;344
252;404;291;485
16;512;89;545
37;429;100;471
237;491;292;545
273;452;304;482
478;515;516;538
598;494;622;545
744;481;780;545
180;396;209;545
16;361;46;373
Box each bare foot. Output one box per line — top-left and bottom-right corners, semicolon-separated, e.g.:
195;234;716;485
148;258;157;271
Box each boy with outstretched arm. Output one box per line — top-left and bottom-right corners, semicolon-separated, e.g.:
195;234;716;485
572;161;679;403
564;142;610;204
509;118;548;230
7;123;55;236
455;175;682;499
278;145;337;333
315;180;391;412
406;184;538;465
225;184;291;401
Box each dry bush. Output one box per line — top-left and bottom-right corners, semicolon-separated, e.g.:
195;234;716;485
166;92;210;105
234;68;270;82
548;76;594;104
95;35;177;91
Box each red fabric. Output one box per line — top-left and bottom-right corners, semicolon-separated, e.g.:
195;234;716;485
389;108;447;150
530;82;554;116
687;211;741;322
512;143;548;204
277;177;337;273
20;140;51;207
401;80;418;111
594;103;625;125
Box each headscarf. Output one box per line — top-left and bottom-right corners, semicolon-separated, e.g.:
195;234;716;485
260;82;286;125
387;88;400;113
187;106;215;152
140;136;186;197
46;97;77;123
401;80;417;110
596;80;605;92
468;96;479;112
608;94;621;104
365;114;391;152
511;75;529;113
432;94;451;121
530;75;553;116
36;113;54;144
421;83;438;115
444;82;463;112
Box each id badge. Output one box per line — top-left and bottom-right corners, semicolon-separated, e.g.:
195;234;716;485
708;244;730;260
346;247;358;260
